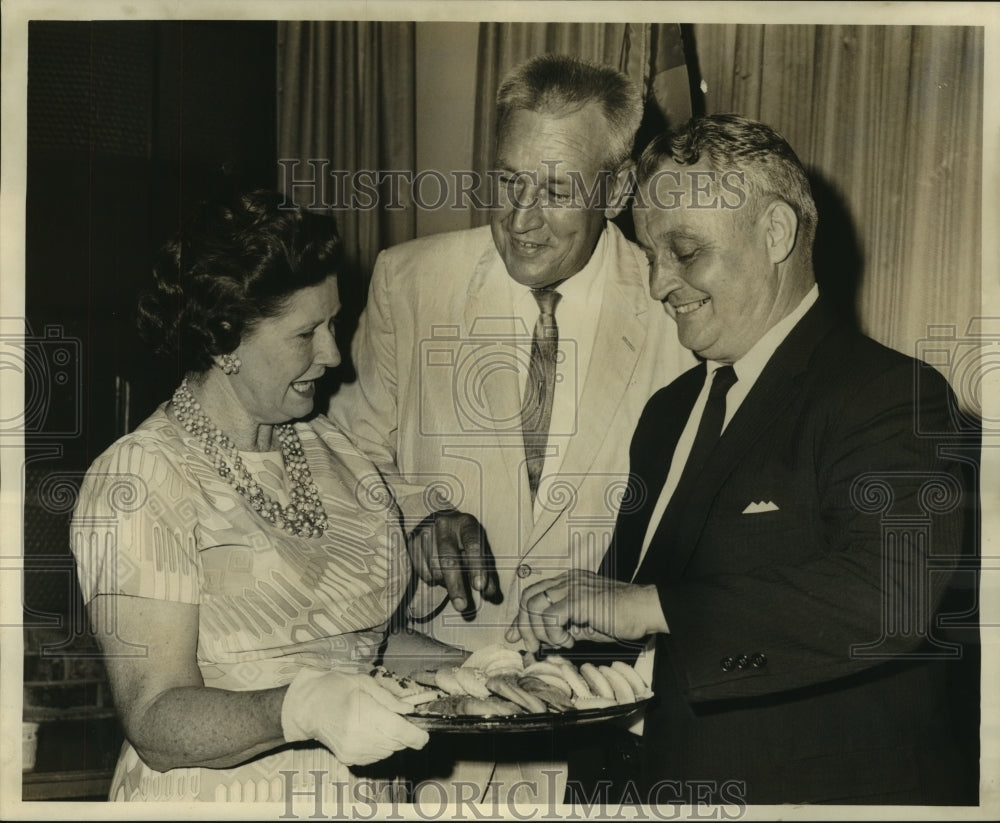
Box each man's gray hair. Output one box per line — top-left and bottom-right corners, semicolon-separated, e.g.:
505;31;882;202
638;113;819;251
496;54;643;171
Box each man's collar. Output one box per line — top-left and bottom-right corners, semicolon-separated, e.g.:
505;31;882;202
553;226;607;301
707;284;819;379
510;223;609;309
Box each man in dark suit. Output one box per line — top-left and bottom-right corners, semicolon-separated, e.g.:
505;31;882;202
509;114;977;805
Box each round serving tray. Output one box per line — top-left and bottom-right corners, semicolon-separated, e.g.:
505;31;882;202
407;697;651;733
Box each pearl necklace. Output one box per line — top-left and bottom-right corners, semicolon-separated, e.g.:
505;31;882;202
171;379;328;538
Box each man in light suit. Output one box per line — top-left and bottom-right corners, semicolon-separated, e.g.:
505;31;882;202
327;55;692;801
330;54;692;646
511;114;977;805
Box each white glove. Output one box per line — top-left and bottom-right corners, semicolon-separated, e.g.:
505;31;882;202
281;668;429;766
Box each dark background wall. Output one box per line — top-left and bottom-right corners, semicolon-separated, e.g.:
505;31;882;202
22;20;277;798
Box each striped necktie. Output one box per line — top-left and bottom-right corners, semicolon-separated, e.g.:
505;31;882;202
522;287;562;502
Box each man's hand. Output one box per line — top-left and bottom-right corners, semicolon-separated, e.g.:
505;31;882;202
407;510;502;615
504;569;668;654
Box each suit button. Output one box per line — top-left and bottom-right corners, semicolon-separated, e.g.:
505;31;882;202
736;655;749;670
751;652;767;668
720;656;735;672
516;564;532;579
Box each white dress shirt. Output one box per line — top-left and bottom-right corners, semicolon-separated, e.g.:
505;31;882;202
635;284;820;572
506;229;609;520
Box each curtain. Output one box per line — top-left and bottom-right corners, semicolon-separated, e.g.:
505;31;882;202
275;22;983;378
277;22;416;281
276;21;691;255
688;24;983;367
470;23;692;227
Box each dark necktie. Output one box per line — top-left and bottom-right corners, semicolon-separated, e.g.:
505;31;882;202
522;288;562;502
599;364;738;581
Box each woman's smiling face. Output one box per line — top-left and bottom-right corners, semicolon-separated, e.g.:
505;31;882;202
228;276;342;426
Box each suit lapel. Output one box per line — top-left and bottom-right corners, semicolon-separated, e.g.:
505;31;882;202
641;301;839;581
462;243;534;542
525;226;658;548
603;364;704;580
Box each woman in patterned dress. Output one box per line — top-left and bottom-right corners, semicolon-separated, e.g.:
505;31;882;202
69;191;430;803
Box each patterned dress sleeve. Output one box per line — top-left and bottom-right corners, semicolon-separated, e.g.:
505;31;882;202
70;433;202;606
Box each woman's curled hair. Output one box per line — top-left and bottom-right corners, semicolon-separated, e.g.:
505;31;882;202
137;189;342;374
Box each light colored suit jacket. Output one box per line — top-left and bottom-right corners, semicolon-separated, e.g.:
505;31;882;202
328;222;693;649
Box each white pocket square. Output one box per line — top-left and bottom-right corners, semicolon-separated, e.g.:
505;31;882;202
742;500;779;514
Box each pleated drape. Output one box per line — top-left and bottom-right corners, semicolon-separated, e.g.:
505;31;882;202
275;22;982;372
276;21;417;280
690;24;983;361
276;21;692;256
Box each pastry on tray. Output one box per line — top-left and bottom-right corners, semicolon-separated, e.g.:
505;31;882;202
385;644;652;719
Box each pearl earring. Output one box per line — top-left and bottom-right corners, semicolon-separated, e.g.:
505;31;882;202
219;353;242;375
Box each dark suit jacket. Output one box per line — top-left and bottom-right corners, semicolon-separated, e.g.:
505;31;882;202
623;299;976;804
